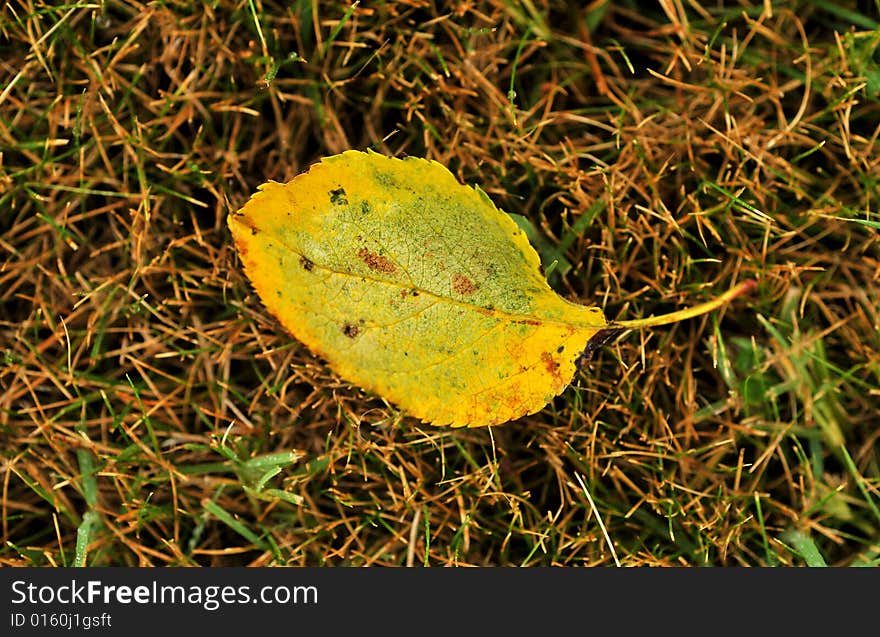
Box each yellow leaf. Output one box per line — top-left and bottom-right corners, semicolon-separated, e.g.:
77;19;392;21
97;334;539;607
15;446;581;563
229;150;753;427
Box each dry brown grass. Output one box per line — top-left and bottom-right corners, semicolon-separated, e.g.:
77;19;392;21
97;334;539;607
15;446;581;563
2;0;879;566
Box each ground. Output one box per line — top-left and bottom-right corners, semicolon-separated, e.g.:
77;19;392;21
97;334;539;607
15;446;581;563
1;0;879;566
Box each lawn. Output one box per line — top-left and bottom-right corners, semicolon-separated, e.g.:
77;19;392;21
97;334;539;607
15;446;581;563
1;0;878;566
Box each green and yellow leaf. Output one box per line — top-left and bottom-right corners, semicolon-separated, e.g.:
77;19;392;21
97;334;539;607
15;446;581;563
229;150;752;427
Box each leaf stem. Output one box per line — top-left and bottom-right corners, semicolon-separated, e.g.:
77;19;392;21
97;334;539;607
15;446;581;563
613;280;757;329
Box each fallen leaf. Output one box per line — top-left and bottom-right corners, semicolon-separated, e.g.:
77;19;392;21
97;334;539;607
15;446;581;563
229;150;753;427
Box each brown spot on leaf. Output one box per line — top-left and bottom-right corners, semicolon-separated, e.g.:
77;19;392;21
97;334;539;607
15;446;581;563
342;323;360;338
541;351;561;376
357;247;397;273
300;256;314;271
452;273;478;296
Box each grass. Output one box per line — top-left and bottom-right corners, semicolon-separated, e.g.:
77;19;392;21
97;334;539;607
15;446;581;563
1;0;879;566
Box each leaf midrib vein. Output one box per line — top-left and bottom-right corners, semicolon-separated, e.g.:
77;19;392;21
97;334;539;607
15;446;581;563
253;226;605;331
